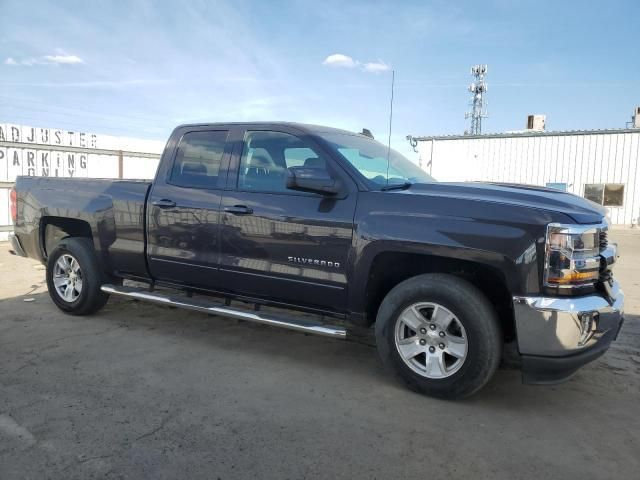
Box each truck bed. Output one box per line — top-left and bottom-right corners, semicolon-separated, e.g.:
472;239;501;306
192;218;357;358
13;176;152;278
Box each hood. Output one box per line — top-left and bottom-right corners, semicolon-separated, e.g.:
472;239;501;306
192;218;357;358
402;182;606;224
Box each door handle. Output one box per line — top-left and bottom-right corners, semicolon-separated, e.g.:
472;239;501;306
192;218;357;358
224;205;254;215
152;199;177;209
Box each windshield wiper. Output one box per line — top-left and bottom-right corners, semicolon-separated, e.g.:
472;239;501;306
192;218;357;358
380;181;412;191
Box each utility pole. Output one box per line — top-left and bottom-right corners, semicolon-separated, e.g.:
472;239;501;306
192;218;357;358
465;65;488;135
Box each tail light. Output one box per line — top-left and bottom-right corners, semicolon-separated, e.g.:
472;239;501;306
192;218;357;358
10;187;17;223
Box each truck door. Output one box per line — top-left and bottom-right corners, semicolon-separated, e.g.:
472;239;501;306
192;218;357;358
219;127;357;313
146;126;235;289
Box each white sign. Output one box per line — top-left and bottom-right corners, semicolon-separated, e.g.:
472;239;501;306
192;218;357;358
0;123;103;181
0;122;164;182
0;124;100;148
0;148;90;180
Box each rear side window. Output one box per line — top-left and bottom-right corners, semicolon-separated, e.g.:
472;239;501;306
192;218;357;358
169;130;228;188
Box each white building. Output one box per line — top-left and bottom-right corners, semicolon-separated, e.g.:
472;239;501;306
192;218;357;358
0;122;165;240
411;128;640;226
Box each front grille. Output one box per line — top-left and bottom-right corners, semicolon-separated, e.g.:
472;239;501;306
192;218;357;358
599;269;613;284
598;227;612;284
599;229;608;251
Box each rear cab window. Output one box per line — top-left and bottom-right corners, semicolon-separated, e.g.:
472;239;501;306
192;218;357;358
169;130;229;189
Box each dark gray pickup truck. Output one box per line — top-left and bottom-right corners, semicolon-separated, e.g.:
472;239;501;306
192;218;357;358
9;122;624;398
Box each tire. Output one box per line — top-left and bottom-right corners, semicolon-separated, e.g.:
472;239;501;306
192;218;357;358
46;237;110;315
375;273;501;399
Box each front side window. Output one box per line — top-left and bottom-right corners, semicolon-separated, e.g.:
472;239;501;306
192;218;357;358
584;183;624;207
238;131;327;193
170;130;228;188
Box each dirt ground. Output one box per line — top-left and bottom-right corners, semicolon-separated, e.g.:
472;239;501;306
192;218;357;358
1;231;639;479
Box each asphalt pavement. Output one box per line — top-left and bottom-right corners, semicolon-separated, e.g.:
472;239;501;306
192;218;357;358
1;231;639;479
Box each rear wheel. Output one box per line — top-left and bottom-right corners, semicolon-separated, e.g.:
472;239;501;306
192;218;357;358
375;274;501;399
46;237;110;315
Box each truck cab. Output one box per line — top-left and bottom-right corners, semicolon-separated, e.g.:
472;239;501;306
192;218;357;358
146;123;359;314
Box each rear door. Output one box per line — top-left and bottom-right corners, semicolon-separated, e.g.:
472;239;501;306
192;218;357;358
219;126;357;313
146;126;236;289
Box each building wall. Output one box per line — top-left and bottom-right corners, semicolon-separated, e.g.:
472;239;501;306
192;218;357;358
0;122;165;240
417;131;640;225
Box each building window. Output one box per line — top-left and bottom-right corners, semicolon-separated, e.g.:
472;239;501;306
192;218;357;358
546;182;567;191
583;184;604;204
583;183;624;207
603;184;624;207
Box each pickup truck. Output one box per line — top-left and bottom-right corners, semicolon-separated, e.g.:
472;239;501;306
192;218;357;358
8;122;624;399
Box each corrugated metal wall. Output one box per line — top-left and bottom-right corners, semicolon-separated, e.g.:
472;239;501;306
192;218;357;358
417;130;640;225
0;123;164;240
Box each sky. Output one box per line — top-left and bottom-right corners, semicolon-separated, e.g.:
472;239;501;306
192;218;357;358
1;0;639;160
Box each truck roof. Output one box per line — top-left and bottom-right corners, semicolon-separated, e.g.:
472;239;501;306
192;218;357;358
174;122;367;138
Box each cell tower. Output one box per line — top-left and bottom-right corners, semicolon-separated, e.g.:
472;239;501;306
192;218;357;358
465;64;488;135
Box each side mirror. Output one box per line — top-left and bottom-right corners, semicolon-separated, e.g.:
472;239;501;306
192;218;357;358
286;167;339;195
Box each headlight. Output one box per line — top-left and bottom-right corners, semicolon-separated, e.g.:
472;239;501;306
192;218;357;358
544;223;602;289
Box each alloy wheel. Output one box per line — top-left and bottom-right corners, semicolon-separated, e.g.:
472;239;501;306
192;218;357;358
52;254;83;303
394;302;468;379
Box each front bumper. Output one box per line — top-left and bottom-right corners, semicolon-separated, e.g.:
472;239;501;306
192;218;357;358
513;279;624;384
8;232;27;257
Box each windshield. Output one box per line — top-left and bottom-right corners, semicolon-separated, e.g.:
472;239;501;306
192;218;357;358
319;132;435;187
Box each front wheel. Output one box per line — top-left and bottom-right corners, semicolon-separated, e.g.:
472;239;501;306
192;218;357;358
46;237;110;315
375;274;501;399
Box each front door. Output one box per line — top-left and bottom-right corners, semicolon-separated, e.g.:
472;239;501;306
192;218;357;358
146;127;233;289
219;128;357;313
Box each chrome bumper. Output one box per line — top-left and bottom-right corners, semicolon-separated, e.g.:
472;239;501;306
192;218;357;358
8;232;27;257
513;279;624;357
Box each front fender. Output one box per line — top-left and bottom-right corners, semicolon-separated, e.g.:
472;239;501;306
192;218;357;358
347;191;570;319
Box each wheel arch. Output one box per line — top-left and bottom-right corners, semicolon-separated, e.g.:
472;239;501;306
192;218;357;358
41;216;94;259
360;250;515;342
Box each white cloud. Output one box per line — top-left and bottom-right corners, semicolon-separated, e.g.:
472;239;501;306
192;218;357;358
362;61;390;73
3;53;84;66
323;53;391;73
322;53;358;68
42;54;83;65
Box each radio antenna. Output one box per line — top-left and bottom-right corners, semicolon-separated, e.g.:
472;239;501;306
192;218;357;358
385;69;395;186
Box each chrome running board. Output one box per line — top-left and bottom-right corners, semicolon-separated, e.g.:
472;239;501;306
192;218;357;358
100;284;347;339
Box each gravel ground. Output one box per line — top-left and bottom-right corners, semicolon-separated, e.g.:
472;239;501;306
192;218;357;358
1;232;639;479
